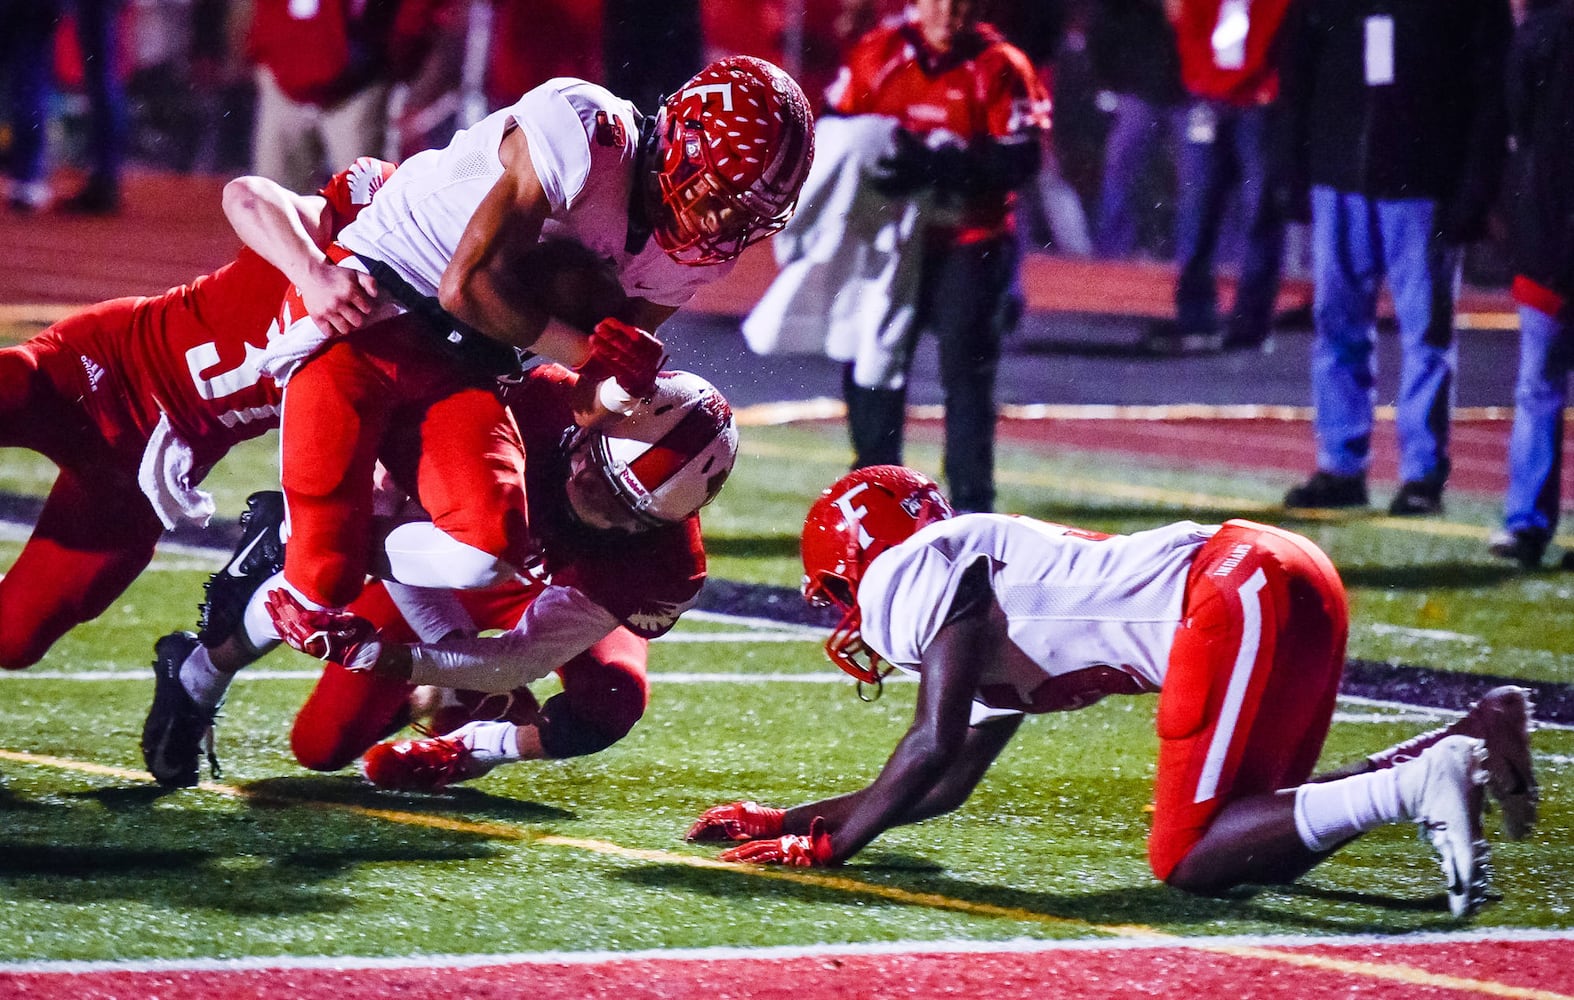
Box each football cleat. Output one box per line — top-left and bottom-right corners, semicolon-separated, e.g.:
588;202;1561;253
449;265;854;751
1369;686;1539;840
198;491;286;646
361;733;485;792
1397;735;1491;918
140;631;219;788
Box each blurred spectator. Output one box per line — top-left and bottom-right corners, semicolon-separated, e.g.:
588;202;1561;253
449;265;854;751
243;0;448;193
54;0;129;213
823;0;1050;512
1001;0;1094;257
603;0;702;114
1279;0;1511;516
1488;0;1574;567
1087;0;1184;259
1144;0;1289;354
1;0;59;212
484;0;602;109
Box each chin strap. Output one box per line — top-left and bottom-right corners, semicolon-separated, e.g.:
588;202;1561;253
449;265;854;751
625;108;661;256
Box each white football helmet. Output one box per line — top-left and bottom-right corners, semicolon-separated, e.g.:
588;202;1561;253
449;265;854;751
566;370;739;530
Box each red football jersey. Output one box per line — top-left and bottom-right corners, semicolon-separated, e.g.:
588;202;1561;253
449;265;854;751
84;157;395;470
503;364;707;638
826;17;1050;240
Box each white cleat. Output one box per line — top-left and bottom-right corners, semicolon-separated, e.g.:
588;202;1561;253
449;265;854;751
1398;735;1491;918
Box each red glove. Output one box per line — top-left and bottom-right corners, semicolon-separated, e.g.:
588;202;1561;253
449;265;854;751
578;317;665;397
685;801;787;842
265;589;382;670
718;816;835;867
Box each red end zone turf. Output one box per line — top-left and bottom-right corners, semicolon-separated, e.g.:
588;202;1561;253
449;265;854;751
6;934;1572;1000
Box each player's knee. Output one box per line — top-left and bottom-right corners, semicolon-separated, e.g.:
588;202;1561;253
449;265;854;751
0;621;50;669
290;724;361;773
537;674;647;759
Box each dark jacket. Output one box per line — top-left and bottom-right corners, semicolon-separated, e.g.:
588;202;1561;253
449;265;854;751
1279;0;1512;241
1505;0;1574;300
1088;0;1185;106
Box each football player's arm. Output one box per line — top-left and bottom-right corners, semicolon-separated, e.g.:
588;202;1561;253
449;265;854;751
782;567;1001;863
438;126;588;358
367;584;620;693
222;174;382;336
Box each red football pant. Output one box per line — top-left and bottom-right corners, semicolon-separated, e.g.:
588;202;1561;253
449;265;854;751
1148;519;1349;881
278;313;529;608
289;581;649;771
0;307;165;668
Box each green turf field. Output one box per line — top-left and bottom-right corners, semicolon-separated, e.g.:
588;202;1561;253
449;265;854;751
0;420;1570;962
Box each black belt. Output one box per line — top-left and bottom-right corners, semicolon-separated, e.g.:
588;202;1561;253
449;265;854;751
354;253;528;377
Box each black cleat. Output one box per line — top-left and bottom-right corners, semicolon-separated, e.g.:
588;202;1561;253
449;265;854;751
140;631;218;788
1389;479;1445;517
1284;470;1368;509
198;491;286;646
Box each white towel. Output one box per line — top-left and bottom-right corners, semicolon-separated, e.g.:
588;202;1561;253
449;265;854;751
138;412;215;530
742;115;933;390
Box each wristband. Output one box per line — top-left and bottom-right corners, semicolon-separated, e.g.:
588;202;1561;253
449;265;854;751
597;376;636;416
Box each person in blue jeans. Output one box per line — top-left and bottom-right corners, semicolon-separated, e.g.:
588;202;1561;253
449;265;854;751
1143;0;1291;355
1278;0;1511;516
1168;99;1284;351
1489;0;1574;567
57;0;129;214
0;0;126;214
1;0;60;212
1087;0;1184;261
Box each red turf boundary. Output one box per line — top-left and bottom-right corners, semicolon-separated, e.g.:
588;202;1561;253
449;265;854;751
6;936;1572;1000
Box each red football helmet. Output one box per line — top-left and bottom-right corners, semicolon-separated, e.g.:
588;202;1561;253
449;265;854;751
566;369;739;530
652;56;815;266
801;466;954;686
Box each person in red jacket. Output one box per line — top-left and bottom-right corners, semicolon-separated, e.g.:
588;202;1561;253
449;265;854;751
824;0;1050;514
245;0;447;191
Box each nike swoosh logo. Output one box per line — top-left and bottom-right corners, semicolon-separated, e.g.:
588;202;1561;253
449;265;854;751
226;530;271;577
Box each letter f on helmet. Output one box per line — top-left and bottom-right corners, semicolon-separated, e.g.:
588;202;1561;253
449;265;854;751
800;466;953;687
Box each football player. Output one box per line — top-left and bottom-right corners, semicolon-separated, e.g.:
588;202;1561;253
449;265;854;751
146;366;734;789
0;156;393;670
687;466;1540;919
252;56;815;670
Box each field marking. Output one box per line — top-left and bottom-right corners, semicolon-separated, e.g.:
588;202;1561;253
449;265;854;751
0;746;1568;999
743;433;1574;549
5;926;1572;975
733;399;1527;426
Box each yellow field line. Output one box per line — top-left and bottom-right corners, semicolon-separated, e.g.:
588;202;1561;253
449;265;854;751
0;747;1565;998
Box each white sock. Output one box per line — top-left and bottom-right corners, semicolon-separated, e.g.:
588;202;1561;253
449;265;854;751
179;644;233;714
1293;767;1408;852
384;581;476;643
453;719;521;774
241;570;314;647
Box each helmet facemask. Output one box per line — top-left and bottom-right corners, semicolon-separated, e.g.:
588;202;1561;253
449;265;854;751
799;466;954;697
650;56;814;267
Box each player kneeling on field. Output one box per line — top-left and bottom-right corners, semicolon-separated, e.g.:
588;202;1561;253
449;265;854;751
266;367;736;790
687;466;1540;919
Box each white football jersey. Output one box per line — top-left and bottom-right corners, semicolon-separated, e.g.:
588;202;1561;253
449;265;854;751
858;515;1217;721
337;78;732;308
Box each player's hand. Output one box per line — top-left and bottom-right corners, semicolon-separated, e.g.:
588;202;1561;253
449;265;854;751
579;318;665;398
685;801;787;842
718;816;835;867
299;258;388;337
265;589;382;671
